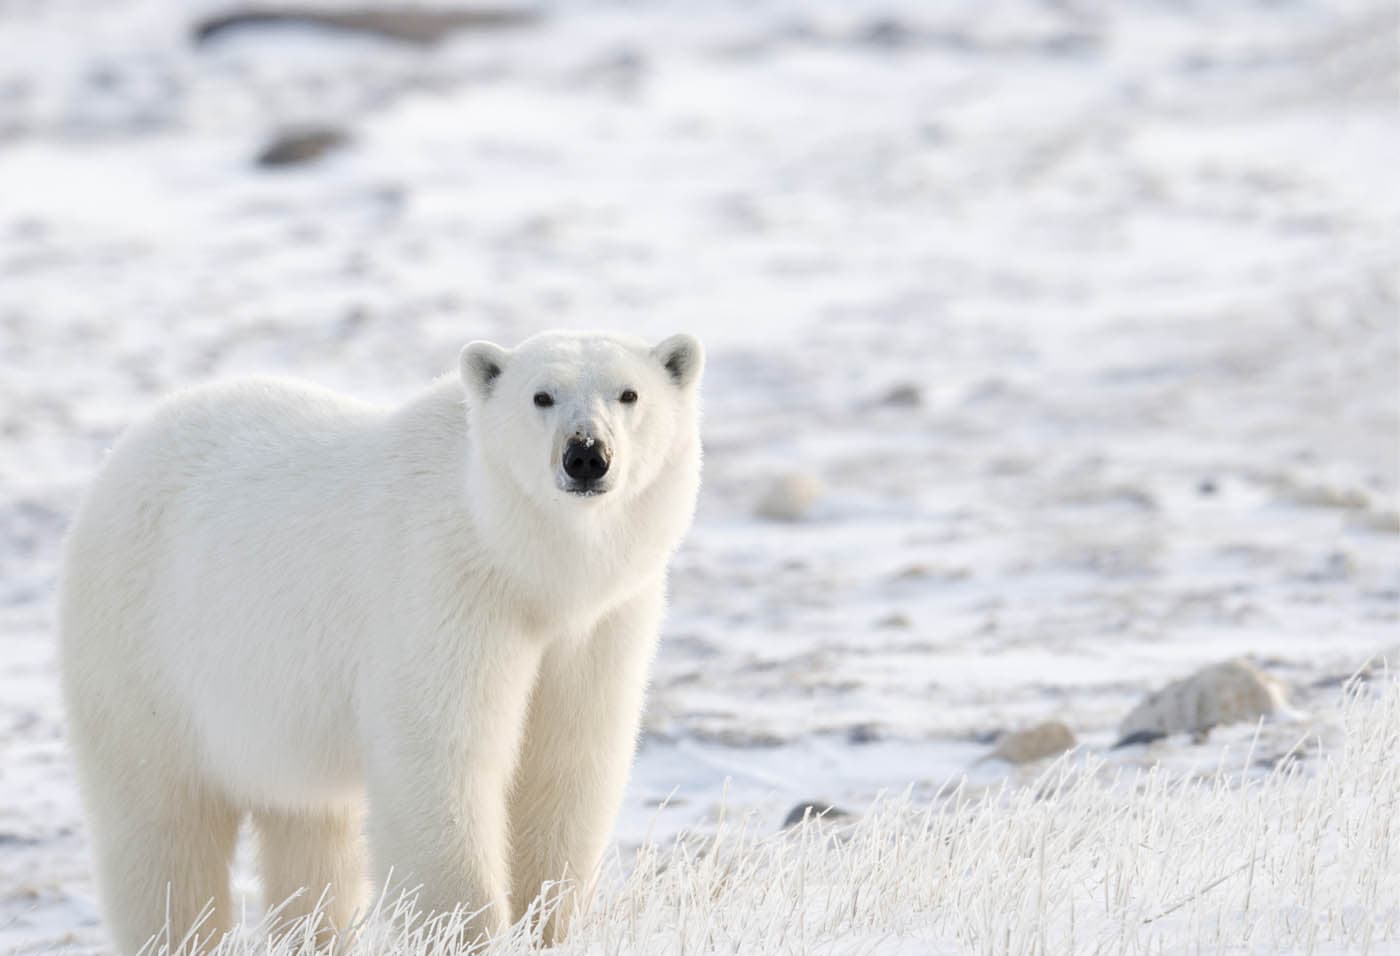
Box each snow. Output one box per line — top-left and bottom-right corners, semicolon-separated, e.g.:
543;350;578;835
1;0;1396;951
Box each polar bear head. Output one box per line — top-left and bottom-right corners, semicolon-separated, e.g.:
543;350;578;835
459;331;703;509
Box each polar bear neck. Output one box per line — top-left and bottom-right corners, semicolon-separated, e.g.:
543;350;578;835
465;437;699;631
391;377;699;635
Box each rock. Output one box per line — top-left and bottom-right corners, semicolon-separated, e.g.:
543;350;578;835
754;473;823;522
877;383;922;407
1112;729;1165;749
256;126;349;168
847;723;881;745
861;18;918;48
1357;508;1400;534
575;48;648;92
889;563;969;584
194;6;539;46
873;612;910;629
1117;660;1286;744
1311;646;1400;689
783;801;851;828
986;720;1076;765
1271;474;1371;511
0;831;42;847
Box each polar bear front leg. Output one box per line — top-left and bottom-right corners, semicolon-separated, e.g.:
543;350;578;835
509;585;664;940
365;625;544;944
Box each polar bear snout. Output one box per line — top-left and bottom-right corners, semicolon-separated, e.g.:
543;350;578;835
562;436;612;492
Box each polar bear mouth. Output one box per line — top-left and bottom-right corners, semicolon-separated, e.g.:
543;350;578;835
563;483;610;497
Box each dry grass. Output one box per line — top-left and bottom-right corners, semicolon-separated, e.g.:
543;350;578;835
157;679;1399;956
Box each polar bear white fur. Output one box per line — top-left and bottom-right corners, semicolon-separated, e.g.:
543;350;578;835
58;330;704;954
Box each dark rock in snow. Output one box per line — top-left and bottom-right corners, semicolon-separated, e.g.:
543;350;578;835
195;6;540;46
878;383;923;407
783;801;851;828
1111;729;1166;749
847;723;881;744
860;17;917;48
256;126;350;167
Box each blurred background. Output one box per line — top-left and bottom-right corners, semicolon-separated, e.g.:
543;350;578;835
0;0;1396;950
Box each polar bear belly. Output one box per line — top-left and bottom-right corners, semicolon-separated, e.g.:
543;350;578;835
150;563;365;807
142;459;377;807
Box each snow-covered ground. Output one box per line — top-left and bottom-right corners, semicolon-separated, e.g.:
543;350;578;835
1;0;1396;952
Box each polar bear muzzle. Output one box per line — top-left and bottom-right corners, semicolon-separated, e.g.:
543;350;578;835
562;436;612;493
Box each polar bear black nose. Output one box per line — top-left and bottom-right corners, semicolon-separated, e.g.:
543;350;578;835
563;438;611;483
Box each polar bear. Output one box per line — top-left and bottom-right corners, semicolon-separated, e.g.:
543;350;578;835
58;330;704;954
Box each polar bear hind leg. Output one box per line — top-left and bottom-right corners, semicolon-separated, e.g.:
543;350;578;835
80;751;241;956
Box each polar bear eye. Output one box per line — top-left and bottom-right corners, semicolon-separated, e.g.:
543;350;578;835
619;389;638;404
533;392;554;408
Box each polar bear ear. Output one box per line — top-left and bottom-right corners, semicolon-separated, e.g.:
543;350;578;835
652;334;704;389
460;341;510;399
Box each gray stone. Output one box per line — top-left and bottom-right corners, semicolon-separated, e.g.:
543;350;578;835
1118;660;1286;743
256;126;350;168
195;6;539;47
987;720;1076;764
755;473;823;522
878;383;923;407
783;801;851;828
